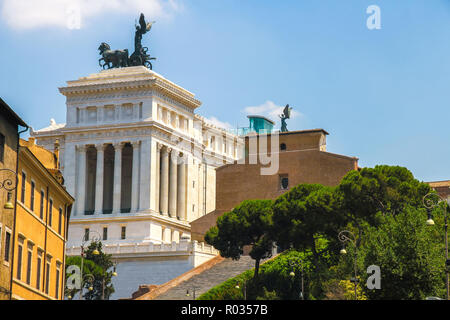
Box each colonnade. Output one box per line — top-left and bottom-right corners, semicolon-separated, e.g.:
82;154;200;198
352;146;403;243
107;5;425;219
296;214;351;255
75;142;140;215
74;141;188;221
157;144;187;220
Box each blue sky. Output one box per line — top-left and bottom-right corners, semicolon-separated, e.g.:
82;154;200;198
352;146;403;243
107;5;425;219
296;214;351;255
1;0;449;182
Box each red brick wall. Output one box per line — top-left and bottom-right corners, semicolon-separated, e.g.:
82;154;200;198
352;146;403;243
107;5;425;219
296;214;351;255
191;130;358;242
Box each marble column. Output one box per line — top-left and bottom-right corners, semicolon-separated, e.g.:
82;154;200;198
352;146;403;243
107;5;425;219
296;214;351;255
112;142;123;214
177;153;186;221
160;146;169;215
64;144;77;208
94;144;105;215
168;150;178;218
131;141;140;212
138;139;152;211
76;145;87;216
155;143;162;214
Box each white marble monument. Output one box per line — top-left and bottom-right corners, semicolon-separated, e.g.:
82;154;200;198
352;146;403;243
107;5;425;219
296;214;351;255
31;66;243;299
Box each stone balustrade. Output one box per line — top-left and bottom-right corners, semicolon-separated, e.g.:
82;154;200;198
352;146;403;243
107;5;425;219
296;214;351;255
66;240;218;257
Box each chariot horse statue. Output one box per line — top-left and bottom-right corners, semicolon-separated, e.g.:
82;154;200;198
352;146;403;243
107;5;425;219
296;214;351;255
98;43;129;69
98;13;156;70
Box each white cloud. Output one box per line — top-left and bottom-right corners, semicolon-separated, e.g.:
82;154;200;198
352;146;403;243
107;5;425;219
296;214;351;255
203;116;233;130
1;0;180;30
243;100;302;123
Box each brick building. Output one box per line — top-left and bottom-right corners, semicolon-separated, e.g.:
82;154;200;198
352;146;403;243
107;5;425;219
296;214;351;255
190;127;359;242
428;180;450;201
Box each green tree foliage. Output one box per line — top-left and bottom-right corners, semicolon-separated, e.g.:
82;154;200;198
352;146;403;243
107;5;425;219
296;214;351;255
338;165;431;227
256;287;281;300
356;207;446;299
271;184;339;250
323;278;367;300
271;184;339;297
65;241;116;300
198;250;311;300
65;256;103;299
203;165;441;300
205;200;274;278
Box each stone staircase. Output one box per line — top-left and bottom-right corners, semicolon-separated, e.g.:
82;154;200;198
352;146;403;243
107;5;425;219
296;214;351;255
134;255;257;300
155;256;256;300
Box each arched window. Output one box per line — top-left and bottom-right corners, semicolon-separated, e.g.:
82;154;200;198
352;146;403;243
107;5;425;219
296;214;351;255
280;174;289;190
280;143;287;151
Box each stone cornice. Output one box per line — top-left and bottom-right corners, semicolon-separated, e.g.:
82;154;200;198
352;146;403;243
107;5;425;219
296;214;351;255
195;114;227;133
60;78;201;110
69;211;191;231
63;91;195;116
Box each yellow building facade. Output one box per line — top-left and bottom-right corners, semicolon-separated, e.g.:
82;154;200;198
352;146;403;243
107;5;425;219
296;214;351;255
0;98;28;300
11;139;73;300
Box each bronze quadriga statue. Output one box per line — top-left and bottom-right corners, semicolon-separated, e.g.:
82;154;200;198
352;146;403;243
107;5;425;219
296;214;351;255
98;43;129;69
98;13;156;70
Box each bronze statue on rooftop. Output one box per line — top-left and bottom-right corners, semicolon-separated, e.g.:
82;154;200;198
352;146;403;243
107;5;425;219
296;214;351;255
280;104;292;132
98;43;129;69
98;13;156;70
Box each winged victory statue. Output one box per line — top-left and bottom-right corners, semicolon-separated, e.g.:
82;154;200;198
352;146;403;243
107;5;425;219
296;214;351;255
279;104;292;132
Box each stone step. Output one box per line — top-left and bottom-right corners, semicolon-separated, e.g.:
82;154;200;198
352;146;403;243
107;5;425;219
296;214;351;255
154;256;256;300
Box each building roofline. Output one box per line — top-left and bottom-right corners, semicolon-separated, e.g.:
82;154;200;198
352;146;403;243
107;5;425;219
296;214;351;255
246;128;330;137
278;129;329;136
427;180;450;187
19;145;74;202
0;98;29;128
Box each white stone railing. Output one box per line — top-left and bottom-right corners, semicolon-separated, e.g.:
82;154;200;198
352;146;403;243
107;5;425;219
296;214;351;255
66;240;218;257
